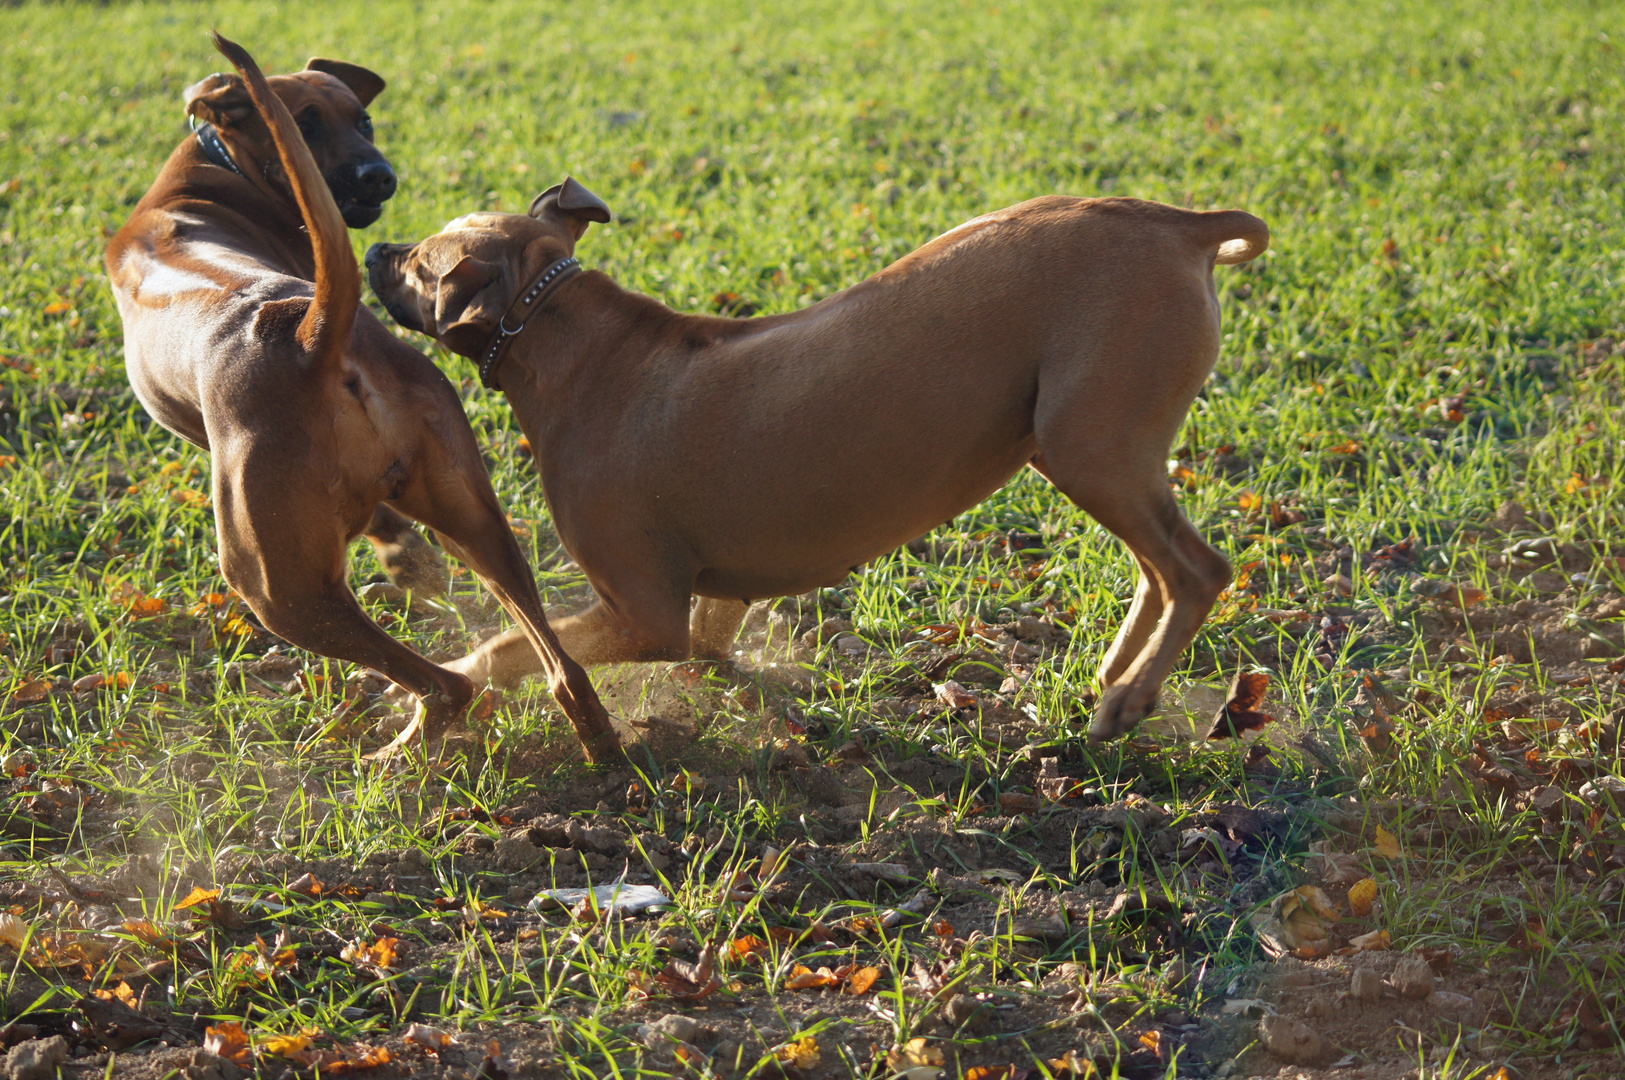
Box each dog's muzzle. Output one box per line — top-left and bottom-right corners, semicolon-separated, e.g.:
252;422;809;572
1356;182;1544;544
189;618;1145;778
333;161;397;228
364;244;423;331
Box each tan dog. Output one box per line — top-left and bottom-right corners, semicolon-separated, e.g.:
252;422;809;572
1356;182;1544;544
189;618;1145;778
104;37;619;762
366;179;1267;742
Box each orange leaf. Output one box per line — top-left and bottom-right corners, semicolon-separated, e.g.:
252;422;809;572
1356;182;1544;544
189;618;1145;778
1349;928;1390;951
204;1022;251;1065
844;966;881;995
9;678;51;705
728;935;769;963
1140;1029;1164;1055
43;300;71;316
323;1046;393;1073
173;886;222;911
121;919;173;948
1373;825;1403;859
1205;671;1276;739
1347;877;1379;918
784;963;841;989
933;919;956;938
93;981;138;1007
1326;439;1362;455
1238;490;1262;512
288;873;323;898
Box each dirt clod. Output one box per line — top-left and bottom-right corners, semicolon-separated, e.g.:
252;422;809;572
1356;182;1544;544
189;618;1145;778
1258;1013;1328;1066
5;1037;68;1080
640;1013;702;1049
1350;967;1383;1003
1427;989;1477;1025
1390;955;1435;998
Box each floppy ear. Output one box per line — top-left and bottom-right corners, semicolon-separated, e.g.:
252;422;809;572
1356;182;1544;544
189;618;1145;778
184;72;253;128
528;176;612;239
304;58;386;106
434;257;508;355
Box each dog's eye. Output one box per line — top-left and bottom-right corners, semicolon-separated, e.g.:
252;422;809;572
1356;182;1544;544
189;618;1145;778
296;110;321;140
357;114;374;139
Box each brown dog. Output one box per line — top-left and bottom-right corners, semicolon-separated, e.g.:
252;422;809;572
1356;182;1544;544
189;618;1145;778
104;38;619;762
366;179;1267;743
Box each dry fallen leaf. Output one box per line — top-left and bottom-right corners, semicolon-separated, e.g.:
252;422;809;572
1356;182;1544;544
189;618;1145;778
1373;825;1404;859
121;919;173;948
934;680;977;710
9;678;51;706
320;1046;393;1074
1348;877;1379;917
652;942;723;1001
262;1030;316;1058
173;886;222;912
887;1037;946;1071
0;912;32;952
775;1035;820;1070
405;1023;456;1051
844;966;880;995
92;981;139;1008
287;872;323;898
204;1022;251;1065
1046;1050;1095;1078
340;936;399;969
727;935;769;963
784;963;841;990
1295;885;1341;920
1205;671;1277;740
1349;928;1390;951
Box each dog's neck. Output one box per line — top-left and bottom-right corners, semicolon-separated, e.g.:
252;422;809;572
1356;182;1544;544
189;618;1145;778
160;137;318;277
494;270;706;396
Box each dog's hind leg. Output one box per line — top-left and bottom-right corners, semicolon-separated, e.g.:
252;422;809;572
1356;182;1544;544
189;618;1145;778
361;504;450;597
1039;468;1229;742
213;480;474;738
1094;551;1164;686
391;484;623;762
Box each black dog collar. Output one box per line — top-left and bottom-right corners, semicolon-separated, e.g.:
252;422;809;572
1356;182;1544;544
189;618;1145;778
478;256;582;391
192;120;245;177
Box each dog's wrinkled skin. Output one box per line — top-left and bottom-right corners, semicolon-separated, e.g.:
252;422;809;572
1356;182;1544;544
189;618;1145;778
368;178;1268;743
105;40;620;762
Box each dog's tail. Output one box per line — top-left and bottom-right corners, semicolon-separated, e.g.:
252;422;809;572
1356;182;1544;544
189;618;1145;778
1191;209;1270;265
212;31;358;368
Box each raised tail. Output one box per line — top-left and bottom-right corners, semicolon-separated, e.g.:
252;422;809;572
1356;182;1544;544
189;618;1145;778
212;31;358;367
1191;209;1270;265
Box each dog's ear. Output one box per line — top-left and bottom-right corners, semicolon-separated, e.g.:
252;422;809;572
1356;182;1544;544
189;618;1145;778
304;58;386;106
528;177;611;239
184;72;253;128
434;256;507;355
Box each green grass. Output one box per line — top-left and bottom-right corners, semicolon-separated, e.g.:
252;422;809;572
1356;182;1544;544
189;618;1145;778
1;0;1623;1076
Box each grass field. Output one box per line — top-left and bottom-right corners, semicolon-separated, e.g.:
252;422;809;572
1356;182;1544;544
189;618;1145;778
1;0;1623;1077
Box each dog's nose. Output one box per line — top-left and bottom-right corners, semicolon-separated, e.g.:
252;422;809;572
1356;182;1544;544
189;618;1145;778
356;161;397;203
364;243;394;269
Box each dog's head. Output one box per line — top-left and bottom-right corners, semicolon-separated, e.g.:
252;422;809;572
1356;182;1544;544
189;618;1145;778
184;57;396;227
365;177;611;357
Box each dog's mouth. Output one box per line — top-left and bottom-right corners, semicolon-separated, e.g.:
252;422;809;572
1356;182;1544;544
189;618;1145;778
364;244;423;331
340;200;386;229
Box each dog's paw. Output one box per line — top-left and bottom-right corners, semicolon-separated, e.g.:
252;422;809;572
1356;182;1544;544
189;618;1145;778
380;680;415;711
378;531;452;598
1087;685;1155;744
